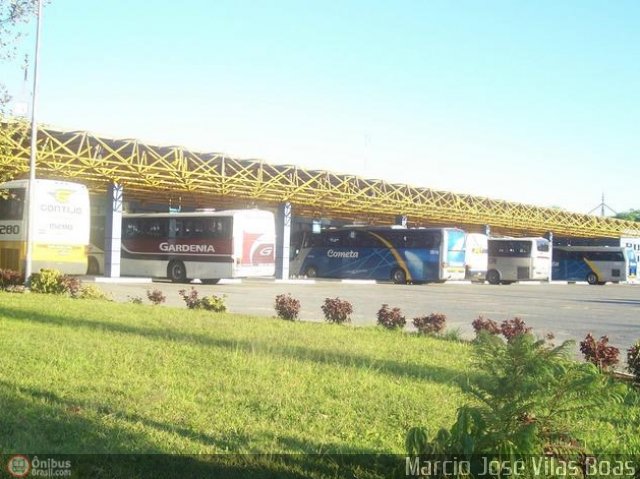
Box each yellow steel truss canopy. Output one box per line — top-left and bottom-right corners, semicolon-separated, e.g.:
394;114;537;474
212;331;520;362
1;118;639;238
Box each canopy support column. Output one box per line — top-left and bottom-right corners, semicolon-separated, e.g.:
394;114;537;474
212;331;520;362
275;202;291;280
104;183;123;278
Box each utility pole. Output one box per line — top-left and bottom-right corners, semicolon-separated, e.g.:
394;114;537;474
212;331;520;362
24;0;43;283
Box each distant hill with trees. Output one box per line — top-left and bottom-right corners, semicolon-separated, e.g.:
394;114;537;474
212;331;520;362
615;210;640;222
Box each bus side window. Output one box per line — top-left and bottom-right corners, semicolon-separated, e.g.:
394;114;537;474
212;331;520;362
182;220;192;237
359;232;380;248
206;218;231;240
585;251;601;261
423;232;440;249
173;219;183;238
388;232;407;249
537;240;550;252
192;219;206;238
143;219;164;238
326;232;342;246
124;220;141;239
605;251;624;262
310;232;324;248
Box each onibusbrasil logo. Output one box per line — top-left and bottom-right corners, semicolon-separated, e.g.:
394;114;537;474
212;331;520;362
6;455;72;477
7;455;31;478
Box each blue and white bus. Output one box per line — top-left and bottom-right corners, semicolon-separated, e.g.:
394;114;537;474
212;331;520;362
289;226;466;283
552;245;633;285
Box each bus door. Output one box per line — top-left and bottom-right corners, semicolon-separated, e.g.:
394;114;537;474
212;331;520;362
443;229;466;280
626;248;637;278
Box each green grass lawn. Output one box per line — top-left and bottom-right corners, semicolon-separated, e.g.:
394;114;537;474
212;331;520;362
0;292;638;478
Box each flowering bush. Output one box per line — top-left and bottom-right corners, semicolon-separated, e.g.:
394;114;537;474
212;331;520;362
274;294;300;320
146;289;166;305
376;304;405;330
471;316;501;336
412;313;446;335
627;341;640;382
321;297;353;324
500;317;532;341
0;269;24;289
179;287;227;312
580;333;620;370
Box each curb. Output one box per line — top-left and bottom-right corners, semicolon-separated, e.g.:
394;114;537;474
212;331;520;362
91;276;153;284
274;279;316;284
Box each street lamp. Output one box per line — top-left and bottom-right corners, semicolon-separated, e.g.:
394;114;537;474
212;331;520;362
24;0;43;283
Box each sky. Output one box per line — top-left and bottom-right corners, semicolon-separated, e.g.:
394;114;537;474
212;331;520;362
1;0;639;215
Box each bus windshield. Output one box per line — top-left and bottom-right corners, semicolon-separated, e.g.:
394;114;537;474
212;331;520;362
0;188;25;221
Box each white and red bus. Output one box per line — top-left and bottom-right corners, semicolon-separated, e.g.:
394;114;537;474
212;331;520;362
120;209;275;282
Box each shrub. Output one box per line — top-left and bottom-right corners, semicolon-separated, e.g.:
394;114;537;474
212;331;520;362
78;284;111;301
627;341;640;381
500;317;532;341
29;269;66;294
178;287;227;312
0;269;24;289
406;332;623;459
471;315;501;336
179;288;201;309
412;313;446;335
29;269;82;296
274;293;300;320
146;289;166;305
321;297;353;324
580;333;620;370
127;295;144;305
59;275;82;298
200;295;227;313
376;304;405;330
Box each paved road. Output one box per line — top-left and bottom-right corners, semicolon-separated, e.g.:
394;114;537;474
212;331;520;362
90;278;640;357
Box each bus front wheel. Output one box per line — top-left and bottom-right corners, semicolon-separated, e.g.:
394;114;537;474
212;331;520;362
304;266;318;279
168;260;187;283
486;270;501;285
87;256;100;275
586;272;599;285
391;268;407;284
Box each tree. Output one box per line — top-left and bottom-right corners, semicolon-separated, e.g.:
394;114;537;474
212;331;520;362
614;210;640;222
0;0;41;113
1;1;44;183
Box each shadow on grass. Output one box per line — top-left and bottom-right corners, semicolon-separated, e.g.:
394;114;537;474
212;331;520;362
0;304;471;389
0;380;247;452
0;381;399;478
